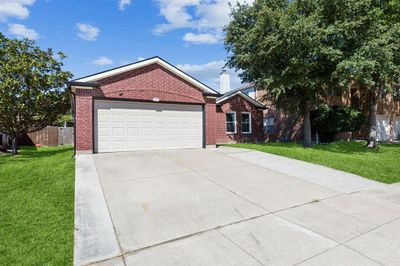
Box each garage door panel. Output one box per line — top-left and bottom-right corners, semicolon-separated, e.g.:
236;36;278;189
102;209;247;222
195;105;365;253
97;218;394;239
127;115;140;123
97;127;110;137
95;100;203;153
112;115;126;123
141;115;154;124
127;140;139;149
141;127;154;136
167;127;179;136
154;116;166;123
111;127;126;137
191;128;201;136
141;140;155;148
180;128;191;136
127;127;140;136
165;116;176;124
97;114;110;123
155;127;166;136
98;141;110;151
112;140;125;150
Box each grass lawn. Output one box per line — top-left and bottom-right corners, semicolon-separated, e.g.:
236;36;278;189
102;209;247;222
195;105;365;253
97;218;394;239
226;141;400;184
0;146;75;265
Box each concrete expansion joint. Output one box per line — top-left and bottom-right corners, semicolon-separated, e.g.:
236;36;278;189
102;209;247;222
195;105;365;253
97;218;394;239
282;213;392;266
83;255;125;266
216;229;265;265
341;215;400;246
292;243;342;266
280;200;400;266
120;212;270;258
339;244;385;266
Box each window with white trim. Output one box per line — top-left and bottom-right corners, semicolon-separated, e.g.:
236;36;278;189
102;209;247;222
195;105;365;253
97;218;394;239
264;117;275;134
241;112;252;134
226;112;236;134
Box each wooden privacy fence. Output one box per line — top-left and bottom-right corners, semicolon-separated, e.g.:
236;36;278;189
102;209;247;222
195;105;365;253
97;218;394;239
58;127;74;146
23;126;74;146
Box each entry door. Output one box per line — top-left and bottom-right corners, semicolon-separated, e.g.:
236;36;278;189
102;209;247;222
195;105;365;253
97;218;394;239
94;100;203;153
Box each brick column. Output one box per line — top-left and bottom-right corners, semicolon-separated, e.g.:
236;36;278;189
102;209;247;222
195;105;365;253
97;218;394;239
75;93;93;152
205;96;217;146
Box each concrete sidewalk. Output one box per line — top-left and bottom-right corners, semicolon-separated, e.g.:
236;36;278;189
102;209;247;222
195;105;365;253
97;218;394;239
217;146;383;193
74;148;400;266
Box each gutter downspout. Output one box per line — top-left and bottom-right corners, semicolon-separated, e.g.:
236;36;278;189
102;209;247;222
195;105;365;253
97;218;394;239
69;87;77;157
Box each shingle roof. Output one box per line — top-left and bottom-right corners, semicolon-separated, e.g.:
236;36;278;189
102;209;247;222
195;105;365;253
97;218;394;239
219;83;256;98
216;83;265;109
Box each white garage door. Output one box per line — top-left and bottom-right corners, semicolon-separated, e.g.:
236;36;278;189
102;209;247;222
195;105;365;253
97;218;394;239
94;100;203;153
376;115;400;141
393;116;400;140
376;115;390;141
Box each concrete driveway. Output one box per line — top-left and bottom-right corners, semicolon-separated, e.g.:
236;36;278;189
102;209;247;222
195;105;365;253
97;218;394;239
74;147;400;266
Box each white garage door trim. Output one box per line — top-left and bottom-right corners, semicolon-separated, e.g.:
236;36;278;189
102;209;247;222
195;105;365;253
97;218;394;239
94;100;204;153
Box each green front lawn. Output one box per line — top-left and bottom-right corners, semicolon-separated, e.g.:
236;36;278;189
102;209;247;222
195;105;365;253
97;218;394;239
0;146;75;265
226;141;400;184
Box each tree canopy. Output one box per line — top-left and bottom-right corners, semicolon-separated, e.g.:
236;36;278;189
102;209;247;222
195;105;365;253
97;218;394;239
225;0;340;147
0;33;72;154
225;0;400;148
318;0;400;147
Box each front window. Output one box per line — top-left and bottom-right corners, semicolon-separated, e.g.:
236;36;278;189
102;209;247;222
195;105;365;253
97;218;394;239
264;117;275;134
226;112;236;134
241;113;252;134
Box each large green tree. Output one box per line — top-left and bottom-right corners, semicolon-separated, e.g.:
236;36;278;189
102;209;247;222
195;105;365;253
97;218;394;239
0;33;72;154
225;0;339;147
317;0;400;148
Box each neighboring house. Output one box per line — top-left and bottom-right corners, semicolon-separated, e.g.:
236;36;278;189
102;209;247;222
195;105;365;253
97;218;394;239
68;57;266;153
229;81;400;142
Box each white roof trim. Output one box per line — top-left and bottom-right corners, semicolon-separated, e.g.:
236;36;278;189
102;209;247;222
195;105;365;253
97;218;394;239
216;91;265;109
74;57;218;95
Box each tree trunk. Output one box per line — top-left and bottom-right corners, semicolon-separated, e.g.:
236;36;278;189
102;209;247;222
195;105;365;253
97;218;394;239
366;89;379;148
11;137;18;155
303;110;312;148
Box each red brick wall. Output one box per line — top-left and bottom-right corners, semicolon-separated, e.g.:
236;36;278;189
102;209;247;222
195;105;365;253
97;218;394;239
205;97;217;145
215;95;264;144
75;94;93;151
74;63;212;151
96;64;205;104
263;107;303;142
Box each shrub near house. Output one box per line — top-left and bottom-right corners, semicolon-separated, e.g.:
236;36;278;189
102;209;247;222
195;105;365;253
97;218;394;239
311;106;365;143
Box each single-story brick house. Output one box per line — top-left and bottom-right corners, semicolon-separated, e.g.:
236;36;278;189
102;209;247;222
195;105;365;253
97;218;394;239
68;57;265;153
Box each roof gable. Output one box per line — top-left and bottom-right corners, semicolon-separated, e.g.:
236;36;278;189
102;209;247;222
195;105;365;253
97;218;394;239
216;91;266;109
73;57;219;95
